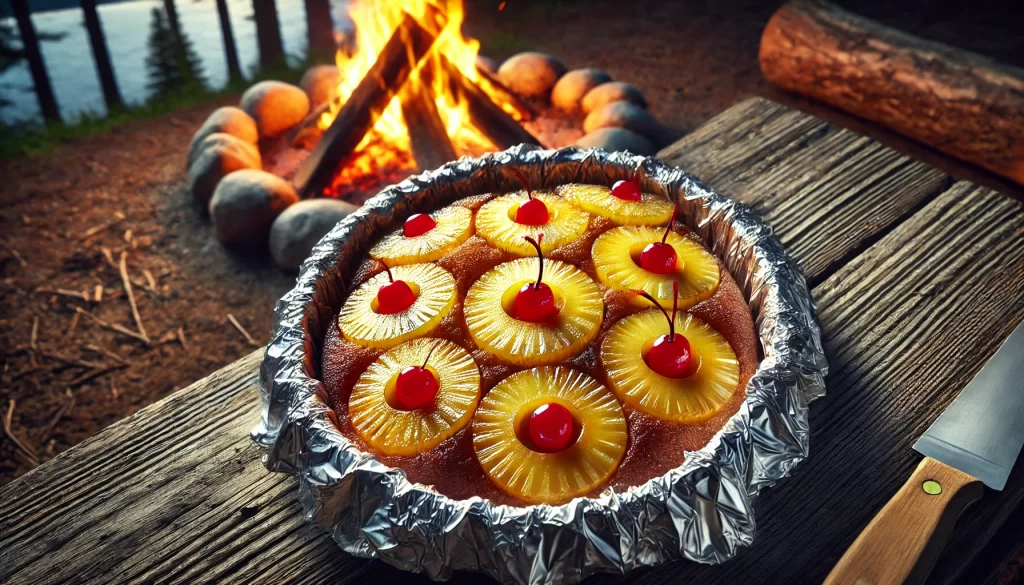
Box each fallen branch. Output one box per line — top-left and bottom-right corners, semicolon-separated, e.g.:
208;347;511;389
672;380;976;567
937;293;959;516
2;400;40;467
75;307;150;345
119;251;149;343
227;314;259;347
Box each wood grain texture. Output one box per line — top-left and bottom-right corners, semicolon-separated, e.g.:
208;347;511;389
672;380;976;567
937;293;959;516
759;0;1024;185
4;100;1024;585
658;97;952;285
823;457;984;585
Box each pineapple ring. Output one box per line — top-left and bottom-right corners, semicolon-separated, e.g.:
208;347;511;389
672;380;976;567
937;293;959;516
464;258;603;366
475;191;590;256
349;338;481;456
369;205;474;267
339;263;456;350
601;310;740;423
473;366;627;504
592;226;720;309
556;183;675;226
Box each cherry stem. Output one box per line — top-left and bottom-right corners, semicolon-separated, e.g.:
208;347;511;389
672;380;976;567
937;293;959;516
670;281;679;341
421;343;437;369
631;166;641;185
383;265;394;283
661;204;678;244
523;234;545;288
636;281;680;340
512;168;533;200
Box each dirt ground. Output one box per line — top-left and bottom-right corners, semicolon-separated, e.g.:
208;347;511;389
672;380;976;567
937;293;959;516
2;0;1022;488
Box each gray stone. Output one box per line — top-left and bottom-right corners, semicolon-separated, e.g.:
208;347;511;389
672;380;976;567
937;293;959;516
186;107;258;168
269;198;359;270
187;133;261;205
551;69;612;112
581;82;648;114
476;55;498;75
497;52;567;100
583;101;663;142
575;128;656;155
299;65;340;109
240;80;310;138
208;170;299;245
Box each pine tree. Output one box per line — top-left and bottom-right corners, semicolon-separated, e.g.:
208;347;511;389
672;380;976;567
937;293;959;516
144;5;207;99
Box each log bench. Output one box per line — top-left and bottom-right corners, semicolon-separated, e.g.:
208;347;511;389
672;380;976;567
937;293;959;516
2;98;1023;585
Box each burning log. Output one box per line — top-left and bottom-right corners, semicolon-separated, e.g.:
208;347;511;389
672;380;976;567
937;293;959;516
439;55;542;150
400;77;458;172
294;11;440;198
473;64;536;122
760;0;1024;184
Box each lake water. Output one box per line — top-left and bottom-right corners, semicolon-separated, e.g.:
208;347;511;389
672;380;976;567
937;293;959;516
1;0;347;125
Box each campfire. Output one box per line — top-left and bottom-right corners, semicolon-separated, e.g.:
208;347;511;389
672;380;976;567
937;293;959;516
300;1;540;198
187;0;670;269
294;1;539;200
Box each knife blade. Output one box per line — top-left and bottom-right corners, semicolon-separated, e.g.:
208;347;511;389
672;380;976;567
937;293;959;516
913;319;1024;490
824;318;1024;585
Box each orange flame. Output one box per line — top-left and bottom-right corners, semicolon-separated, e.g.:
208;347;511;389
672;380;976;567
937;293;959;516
320;0;518;187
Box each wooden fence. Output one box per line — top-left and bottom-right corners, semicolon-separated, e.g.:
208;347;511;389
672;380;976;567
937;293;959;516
8;0;336;123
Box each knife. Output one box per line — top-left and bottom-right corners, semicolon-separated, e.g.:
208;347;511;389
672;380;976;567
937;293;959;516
823;319;1024;585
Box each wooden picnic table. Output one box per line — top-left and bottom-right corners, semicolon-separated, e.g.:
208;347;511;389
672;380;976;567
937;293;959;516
2;97;1023;585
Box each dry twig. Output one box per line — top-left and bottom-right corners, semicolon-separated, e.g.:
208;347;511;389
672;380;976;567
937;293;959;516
67;363;127;388
29;317;39;367
2;400;40;467
0;240;27;267
35;287;89;301
81;212;125;240
176;327;188;350
84;344;127;364
227;314;259;347
40;391;75;443
143;269;157;292
119;251;149;343
93;285;103;303
65;311;80;339
75;307;150;345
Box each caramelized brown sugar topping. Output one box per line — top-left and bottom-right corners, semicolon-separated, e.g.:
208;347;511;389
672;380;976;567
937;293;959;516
320;192;759;505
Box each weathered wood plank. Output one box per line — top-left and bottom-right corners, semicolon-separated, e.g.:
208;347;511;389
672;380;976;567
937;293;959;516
658;98;953;285
5;100;1022;585
613;182;1023;585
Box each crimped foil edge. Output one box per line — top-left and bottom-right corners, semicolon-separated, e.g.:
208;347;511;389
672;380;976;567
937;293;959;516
252;145;828;584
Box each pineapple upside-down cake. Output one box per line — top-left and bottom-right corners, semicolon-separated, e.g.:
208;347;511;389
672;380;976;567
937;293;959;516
322;173;759;505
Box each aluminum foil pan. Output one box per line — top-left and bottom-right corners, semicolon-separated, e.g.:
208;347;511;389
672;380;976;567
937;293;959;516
252;145;828;584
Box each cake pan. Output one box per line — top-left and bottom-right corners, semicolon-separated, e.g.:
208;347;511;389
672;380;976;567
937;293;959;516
252;145;828;584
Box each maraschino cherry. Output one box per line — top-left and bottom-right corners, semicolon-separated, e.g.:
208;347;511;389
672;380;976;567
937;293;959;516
376;265;417;315
639;205;679;274
394;344;439;410
637;282;698;378
611;167;642;202
512;168;549;226
527;402;574;452
403;213;437;237
514;235;559;322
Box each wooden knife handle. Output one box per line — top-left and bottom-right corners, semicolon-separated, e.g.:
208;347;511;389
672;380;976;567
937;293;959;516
822;457;983;585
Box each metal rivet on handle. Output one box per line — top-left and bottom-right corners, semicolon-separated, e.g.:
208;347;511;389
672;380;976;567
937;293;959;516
922;480;942;495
